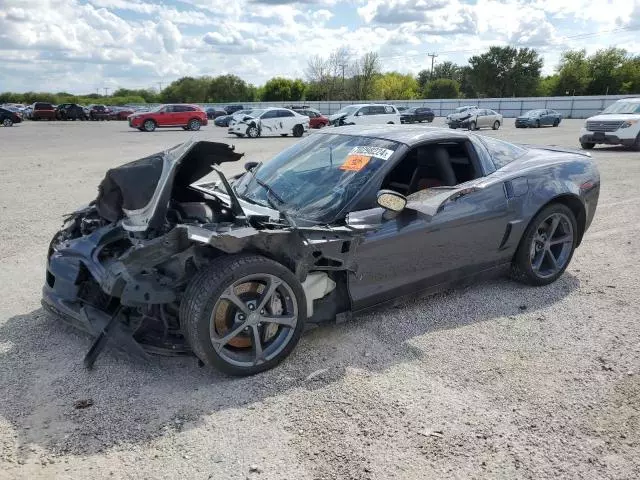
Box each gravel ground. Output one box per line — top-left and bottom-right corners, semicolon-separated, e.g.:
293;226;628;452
1;119;639;480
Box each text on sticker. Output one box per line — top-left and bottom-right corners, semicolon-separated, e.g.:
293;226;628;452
340;154;371;171
348;146;394;160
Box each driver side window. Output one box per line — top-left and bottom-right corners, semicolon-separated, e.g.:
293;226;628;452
380;141;483;197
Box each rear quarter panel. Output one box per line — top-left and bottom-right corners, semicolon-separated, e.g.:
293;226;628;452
496;151;600;253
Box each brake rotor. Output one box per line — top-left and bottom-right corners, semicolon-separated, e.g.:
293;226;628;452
213;281;282;349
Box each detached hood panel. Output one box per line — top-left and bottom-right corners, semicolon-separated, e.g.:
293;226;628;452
96;139;243;231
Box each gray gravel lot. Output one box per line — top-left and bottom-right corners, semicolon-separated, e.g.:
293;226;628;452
1;119;639;479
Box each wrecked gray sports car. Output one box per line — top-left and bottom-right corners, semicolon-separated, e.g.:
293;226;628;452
43;126;600;375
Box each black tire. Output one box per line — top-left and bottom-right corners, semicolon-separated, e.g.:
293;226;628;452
280;134;288;137
293;124;304;137
468;121;476;131
511;203;578;286
492;120;500;130
2;118;13;127
580;142;595;150
553;119;560;127
180;254;307;376
247;125;259;138
188;119;201;131
631;133;640;152
143;119;156;132
535;120;541;128
387;121;394;125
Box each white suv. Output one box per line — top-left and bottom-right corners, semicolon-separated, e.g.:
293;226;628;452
329;104;401;126
579;98;640;150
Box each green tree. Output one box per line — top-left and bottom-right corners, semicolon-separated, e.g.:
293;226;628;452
261;77;293;101
468;46;543;97
417;69;430;91
373;72;419;100
586;47;628;94
617;55;640;94
537;75;559;96
290;79;306;100
424;79;460;99
161;76;209;103
432;61;461;82
554;50;590;95
207;74;251;102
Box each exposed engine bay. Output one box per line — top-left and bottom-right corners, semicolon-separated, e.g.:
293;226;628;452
43;140;365;368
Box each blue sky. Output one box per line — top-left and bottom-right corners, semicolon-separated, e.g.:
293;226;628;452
0;0;638;93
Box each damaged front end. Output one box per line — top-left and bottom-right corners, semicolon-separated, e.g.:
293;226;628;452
42;139;366;368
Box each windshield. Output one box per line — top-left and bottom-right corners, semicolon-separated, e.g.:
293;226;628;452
333;106;360;117
602;101;640;114
242;109;262;117
234;134;401;223
405;108;417;114
524;109;544;116
149;104;165;113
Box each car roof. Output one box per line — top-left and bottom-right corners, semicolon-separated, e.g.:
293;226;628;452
314;125;472;145
616;97;640;103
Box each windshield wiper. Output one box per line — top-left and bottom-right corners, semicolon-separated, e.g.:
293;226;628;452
254;178;296;227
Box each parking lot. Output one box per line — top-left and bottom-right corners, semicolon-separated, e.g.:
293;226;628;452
1;119;639;479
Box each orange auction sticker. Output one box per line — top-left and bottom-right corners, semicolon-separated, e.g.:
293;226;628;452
340;154;371;171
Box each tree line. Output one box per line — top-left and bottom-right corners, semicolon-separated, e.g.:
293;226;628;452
1;46;638;106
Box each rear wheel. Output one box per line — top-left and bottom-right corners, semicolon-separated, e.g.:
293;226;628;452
180;254;306;376
293;124;304;137
632;133;640;152
553;119;560;127
188;119;201;131
2;118;13;127
468;121;477;131
143;119;156;132
511;204;577;286
580;142;595;150
492;120;500;130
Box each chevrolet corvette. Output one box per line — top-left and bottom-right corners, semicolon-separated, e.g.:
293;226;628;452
42;126;600;375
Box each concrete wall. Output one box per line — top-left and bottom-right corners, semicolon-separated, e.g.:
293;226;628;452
193;94;636;119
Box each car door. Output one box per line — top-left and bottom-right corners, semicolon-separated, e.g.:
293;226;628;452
347;143;512;309
277;109;296;132
258;110;280;135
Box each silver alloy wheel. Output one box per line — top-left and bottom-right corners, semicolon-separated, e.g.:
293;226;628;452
143;120;156;132
3;118;12;127
247;126;259;138
209;273;298;368
189;119;201;131
529;212;574;279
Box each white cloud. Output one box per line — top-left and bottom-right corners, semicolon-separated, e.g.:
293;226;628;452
0;0;638;93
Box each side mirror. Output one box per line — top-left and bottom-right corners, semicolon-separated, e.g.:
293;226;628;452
244;161;259;172
377;190;407;212
356;111;363;116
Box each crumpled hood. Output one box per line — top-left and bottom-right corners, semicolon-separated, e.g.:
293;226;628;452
329;112;347;122
95;139;243;231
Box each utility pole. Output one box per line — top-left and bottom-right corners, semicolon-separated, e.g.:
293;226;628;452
157;82;163;92
339;63;347;98
428;53;438;79
103;87;109;96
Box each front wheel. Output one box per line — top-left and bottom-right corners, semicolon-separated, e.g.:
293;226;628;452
492;120;500;130
143;119;156;132
511;204;577;286
188;119;201;131
247;125;259;138
580;142;595;150
535;120;541;128
553;119;560;127
293;124;304;137
180;254;307;376
2;118;13;127
468;121;476;131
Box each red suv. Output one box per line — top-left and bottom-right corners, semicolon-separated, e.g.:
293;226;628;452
31;102;56;121
128;104;208;132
